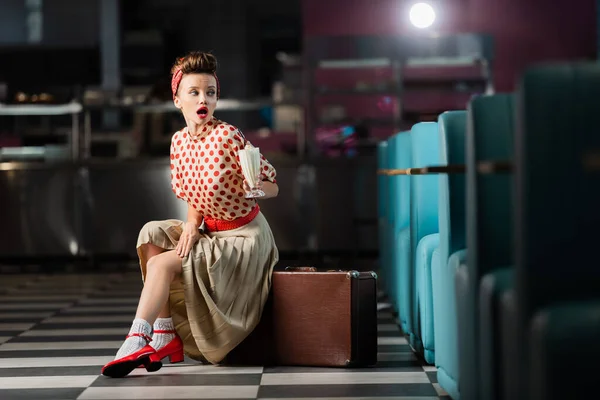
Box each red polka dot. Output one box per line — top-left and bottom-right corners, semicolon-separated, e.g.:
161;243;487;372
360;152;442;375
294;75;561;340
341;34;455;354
213;185;218;190
214;171;219;177
219;164;225;169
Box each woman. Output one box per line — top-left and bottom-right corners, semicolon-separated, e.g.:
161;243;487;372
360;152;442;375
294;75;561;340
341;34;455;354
101;51;279;378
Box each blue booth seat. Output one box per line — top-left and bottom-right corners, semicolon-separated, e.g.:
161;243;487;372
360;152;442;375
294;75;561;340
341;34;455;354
501;63;600;400
377;140;392;298
390;132;412;332
454;93;515;400
409;122;440;362
432;111;467;400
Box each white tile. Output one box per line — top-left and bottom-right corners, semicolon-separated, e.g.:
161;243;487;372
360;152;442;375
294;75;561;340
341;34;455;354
0;303;71;310
128;365;263;376
377;336;408;345
0;341;122;351
77;298;139;305
62;306;137;313
423;365;437;372
0;323;36;331
378;311;394;319
0;375;97;389
0;337;10;344
20;328;128;337
0;295;82;301
0;312;54;319
77;386;259;399
0;356;112;368
377;323;400;332
377;302;392;311
41;315;133;324
433;383;449;396
260;371;430;385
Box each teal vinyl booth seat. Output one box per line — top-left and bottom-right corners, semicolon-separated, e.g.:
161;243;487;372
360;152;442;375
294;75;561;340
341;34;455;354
501;63;600;400
377;141;390;296
432;111;467;399
384;133;400;311
454;94;515;400
391;132;413;334
409;122;440;362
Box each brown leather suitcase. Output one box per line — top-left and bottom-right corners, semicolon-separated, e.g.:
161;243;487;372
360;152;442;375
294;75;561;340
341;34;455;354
225;267;378;367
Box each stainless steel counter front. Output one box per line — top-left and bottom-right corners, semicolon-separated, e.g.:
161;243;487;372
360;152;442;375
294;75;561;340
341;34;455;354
0;156;378;260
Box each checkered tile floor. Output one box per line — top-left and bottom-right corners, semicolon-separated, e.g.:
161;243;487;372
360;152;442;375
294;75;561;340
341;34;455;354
0;270;450;399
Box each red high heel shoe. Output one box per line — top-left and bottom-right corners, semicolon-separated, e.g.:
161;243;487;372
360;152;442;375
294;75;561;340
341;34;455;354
101;333;156;378
145;330;184;372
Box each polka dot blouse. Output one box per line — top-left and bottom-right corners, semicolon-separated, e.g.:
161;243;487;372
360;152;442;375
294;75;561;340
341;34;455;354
170;117;277;221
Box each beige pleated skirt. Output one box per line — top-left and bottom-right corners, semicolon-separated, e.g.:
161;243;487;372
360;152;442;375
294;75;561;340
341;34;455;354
136;211;278;364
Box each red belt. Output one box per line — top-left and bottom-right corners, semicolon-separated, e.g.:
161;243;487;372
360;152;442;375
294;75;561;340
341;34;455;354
203;205;260;232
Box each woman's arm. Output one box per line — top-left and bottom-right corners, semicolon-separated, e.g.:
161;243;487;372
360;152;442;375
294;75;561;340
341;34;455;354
260;181;279;199
186;204;203;227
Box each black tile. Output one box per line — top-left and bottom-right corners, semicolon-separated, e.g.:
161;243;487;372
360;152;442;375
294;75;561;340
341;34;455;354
34;322;130;330
56;310;135;316
377;317;397;324
377;344;412;353
92;373;262;386
0;388;85;400
0;348;115;358
0;365;102;377
0;299;77;304
258;383;438;398
0;319;45;324
427;370;438;383
263;359;424;373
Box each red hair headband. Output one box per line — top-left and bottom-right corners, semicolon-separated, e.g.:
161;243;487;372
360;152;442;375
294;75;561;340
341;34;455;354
171;63;220;99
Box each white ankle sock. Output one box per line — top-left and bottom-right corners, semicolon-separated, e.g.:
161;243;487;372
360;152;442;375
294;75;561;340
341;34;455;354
114;318;152;360
151;317;176;351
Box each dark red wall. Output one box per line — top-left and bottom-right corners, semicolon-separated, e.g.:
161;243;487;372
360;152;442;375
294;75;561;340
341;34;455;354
302;0;597;91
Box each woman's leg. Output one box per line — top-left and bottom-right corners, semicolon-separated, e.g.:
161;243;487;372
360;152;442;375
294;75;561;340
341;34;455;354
135;249;181;322
114;250;182;359
141;244;173;319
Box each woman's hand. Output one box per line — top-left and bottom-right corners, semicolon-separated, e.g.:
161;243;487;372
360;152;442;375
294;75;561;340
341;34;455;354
243;174;264;196
176;221;200;258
